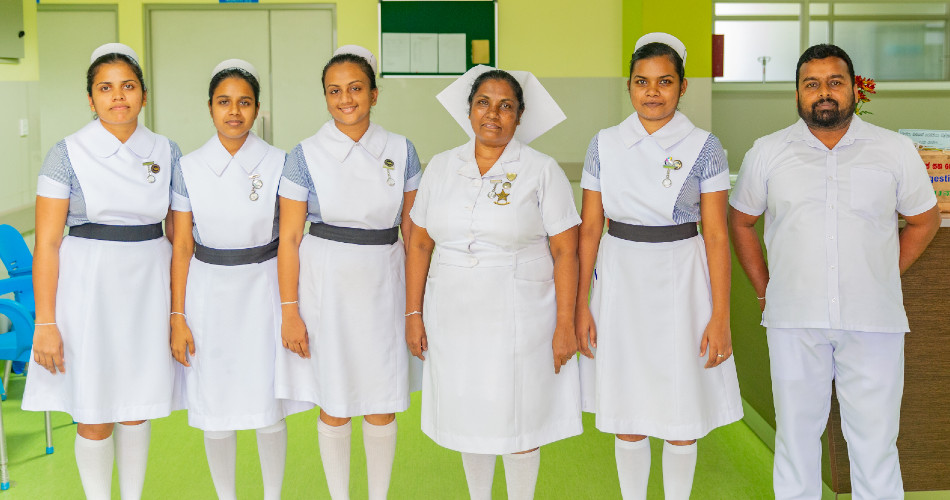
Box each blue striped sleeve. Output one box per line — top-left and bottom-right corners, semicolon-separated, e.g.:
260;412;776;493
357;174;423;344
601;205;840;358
405;139;422;191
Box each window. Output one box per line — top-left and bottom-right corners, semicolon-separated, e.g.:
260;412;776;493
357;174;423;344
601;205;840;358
714;1;950;81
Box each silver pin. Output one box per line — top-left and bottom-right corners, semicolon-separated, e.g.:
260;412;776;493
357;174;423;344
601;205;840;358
249;173;262;201
147;175;156;183
383;159;396;187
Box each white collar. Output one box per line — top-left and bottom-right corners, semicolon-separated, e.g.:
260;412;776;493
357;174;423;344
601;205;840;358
316;120;388;163
81;119;157;159
619;111;696;151
788;115;875;151
198;132;269;177
456;138;523;179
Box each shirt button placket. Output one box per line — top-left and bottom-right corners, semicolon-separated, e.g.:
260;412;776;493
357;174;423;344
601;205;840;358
825;151;841;328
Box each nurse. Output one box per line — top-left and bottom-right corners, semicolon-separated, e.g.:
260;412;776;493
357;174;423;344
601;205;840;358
170;59;302;500
23;43;179;500
275;46;420;500
405;67;582;500
574;33;743;499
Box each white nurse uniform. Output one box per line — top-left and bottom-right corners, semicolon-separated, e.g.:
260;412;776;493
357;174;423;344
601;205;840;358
410;138;583;455
172;132;312;431
579;111;743;440
23;120;180;424
276;120;421;418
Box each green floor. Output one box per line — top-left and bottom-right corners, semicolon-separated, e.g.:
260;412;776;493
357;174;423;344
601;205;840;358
0;371;775;499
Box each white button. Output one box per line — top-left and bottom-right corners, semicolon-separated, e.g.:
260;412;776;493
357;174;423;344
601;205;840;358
467;232;475;239
828;204;834;209
830;265;836;270
468;257;478;266
471;179;481;187
828;235;834;240
828;176;834;181
464;205;472;210
831;297;837;303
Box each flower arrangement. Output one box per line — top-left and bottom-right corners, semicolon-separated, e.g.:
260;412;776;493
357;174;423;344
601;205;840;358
855;75;876;115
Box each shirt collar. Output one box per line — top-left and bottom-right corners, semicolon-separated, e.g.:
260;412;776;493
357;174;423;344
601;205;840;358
199;132;269;177
84;119;157;159
317;120;388;163
618;111;695;150
789;115;875;151
456;138;523;179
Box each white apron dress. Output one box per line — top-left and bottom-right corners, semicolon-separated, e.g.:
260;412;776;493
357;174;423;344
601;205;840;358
275;121;420;418
579;112;743;440
22;120;179;424
173;132;311;431
410;139;583;455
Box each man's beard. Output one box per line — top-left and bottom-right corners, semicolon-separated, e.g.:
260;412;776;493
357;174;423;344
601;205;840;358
798;95;856;130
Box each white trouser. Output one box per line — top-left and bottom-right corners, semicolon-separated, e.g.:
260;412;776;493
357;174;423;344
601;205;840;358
767;328;904;500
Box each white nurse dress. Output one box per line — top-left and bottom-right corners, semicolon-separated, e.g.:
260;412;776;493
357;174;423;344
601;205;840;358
579;111;743;440
275;120;421;418
172;132;312;431
410;138;583;455
22;120;180;424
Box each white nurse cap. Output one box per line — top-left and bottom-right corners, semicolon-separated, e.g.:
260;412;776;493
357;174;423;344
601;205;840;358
90;43;140;66
436;65;566;145
211;59;260;82
333;45;378;75
635;32;687;67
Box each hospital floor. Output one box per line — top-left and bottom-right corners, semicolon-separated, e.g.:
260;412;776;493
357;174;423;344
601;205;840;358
2;371;776;500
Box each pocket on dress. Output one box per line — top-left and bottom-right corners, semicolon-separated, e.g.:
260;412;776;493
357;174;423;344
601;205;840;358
514;253;554;283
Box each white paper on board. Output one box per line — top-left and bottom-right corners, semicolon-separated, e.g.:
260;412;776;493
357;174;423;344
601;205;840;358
382;33;411;74
410;33;439;73
438;33;467;74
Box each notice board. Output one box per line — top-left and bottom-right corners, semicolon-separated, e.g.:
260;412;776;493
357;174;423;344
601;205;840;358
379;0;496;76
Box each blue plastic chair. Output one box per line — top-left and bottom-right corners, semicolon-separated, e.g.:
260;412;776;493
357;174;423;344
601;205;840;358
0;299;35;490
0;225;54;460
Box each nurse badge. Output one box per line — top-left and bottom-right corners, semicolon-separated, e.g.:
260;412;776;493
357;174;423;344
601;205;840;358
143;161;159;183
249;173;263;201
661;157;682;188
383;159;396;186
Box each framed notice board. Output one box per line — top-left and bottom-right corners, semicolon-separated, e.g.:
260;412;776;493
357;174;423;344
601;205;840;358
379;0;497;77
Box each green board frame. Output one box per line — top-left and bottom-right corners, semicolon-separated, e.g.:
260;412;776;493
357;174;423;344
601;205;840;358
379;0;496;76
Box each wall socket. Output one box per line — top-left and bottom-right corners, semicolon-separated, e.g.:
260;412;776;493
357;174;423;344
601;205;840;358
18;118;28;137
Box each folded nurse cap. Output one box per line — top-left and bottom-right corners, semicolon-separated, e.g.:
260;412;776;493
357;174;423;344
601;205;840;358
90;43;140;66
211;59;260;82
333;45;378;75
635;32;687;67
436;65;566;144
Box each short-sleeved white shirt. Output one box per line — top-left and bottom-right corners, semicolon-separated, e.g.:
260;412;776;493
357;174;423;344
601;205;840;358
730;116;937;333
410;138;580;254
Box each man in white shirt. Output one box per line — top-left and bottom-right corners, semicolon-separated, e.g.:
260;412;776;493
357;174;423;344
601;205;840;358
729;44;941;499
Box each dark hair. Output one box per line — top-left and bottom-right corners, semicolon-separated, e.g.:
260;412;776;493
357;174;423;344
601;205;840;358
86;53;146;96
321;53;377;91
629;42;685;81
467;69;526;115
208;68;261;105
796;44;855;85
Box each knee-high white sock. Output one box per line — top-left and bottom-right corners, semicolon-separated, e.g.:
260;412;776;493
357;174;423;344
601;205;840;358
502;449;541;500
461;452;496;500
363;420;397;500
615;437;651;500
317;419;351;500
662;441;697;500
114;421;151;500
204;430;237;500
75;434;114;500
256;420;287;500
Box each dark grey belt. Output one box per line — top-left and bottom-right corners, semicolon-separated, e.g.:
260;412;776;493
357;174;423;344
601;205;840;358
309;223;399;246
194;238;279;266
69;222;163;242
607;221;698;243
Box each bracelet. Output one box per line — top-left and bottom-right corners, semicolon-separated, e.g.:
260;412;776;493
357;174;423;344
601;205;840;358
405;311;422;317
170;312;186;318
35;322;56;326
756;296;766;300
281;301;298;306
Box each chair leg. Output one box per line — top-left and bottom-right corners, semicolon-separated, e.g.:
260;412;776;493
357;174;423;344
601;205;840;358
45;412;53;455
0;401;9;489
1;360;10;402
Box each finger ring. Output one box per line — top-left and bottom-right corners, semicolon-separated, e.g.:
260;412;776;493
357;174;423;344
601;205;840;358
717;354;724;358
